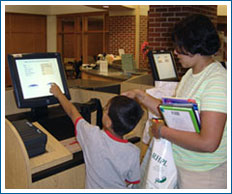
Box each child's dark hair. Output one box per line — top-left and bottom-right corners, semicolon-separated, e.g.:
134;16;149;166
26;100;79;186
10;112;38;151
107;95;144;136
172;14;220;56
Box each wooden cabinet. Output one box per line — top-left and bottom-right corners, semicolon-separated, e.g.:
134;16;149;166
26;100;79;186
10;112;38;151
5;13;46;87
57;12;109;65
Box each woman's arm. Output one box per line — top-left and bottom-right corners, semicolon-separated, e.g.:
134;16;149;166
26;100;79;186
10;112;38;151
50;83;81;124
153;111;226;152
122;89;162;116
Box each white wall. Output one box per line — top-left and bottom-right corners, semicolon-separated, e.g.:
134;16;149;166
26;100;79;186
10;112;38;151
49;5;103;15
217;5;227;16
47;16;57;52
5;5;51;15
5;5;102;15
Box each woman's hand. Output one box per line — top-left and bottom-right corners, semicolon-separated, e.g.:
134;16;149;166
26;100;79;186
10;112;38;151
150;111;227;152
50;83;62;98
122;89;145;101
151;120;165;139
122;89;162;116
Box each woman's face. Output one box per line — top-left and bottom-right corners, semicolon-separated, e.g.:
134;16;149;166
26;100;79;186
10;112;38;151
174;49;196;69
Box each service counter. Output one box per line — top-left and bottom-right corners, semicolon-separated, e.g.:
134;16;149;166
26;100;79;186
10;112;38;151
67;79;121;94
81;66;148;83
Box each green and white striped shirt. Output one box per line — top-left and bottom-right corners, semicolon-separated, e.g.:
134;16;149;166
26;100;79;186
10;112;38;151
173;61;227;171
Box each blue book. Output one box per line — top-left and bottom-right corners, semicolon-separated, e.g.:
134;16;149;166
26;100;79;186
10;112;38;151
162;97;196;104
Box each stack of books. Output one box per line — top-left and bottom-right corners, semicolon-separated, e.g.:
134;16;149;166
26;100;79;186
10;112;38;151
159;97;201;133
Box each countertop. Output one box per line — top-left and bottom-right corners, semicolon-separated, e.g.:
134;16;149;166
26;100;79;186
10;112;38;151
81;66;148;81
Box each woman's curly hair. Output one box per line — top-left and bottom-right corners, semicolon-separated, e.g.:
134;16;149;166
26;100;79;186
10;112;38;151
172;14;220;56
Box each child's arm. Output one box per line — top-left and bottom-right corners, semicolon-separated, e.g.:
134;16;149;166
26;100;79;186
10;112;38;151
50;83;81;124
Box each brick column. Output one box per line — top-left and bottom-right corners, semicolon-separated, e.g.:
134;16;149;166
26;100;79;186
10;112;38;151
109;16;136;56
148;5;218;77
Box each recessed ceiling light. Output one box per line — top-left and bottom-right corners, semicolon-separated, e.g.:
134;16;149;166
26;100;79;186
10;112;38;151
103;5;109;8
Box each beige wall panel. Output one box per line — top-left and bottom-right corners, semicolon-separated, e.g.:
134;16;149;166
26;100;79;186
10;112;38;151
5;119;31;189
31;164;86;189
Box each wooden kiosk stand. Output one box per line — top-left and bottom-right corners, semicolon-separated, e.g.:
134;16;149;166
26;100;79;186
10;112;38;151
5;96;141;189
5;52;88;189
5;119;82;189
5;96;106;189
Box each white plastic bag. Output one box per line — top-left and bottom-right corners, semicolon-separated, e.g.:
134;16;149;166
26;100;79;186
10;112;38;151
139;138;177;189
133;81;178;189
142;81;178;144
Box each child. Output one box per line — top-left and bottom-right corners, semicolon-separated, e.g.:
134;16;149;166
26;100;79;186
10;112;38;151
50;83;144;189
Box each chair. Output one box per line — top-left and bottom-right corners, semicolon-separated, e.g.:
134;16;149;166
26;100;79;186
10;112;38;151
63;58;76;79
74;60;82;79
64;62;76;79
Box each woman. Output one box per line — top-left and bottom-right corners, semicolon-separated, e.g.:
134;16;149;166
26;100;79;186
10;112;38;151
123;14;227;189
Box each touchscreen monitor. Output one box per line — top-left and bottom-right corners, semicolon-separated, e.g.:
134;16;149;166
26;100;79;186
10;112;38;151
148;50;179;81
8;52;70;109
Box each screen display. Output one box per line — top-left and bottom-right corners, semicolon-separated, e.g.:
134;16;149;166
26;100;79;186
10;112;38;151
8;52;70;109
153;53;177;80
16;58;65;99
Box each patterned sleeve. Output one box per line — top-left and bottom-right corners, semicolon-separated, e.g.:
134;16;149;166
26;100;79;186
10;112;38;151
201;74;227;113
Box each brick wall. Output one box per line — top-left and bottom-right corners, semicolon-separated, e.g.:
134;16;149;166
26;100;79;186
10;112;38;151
148;5;218;77
109;16;136;56
139;15;148;68
109;15;148;68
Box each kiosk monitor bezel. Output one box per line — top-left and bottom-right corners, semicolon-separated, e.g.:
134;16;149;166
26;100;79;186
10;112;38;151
8;52;71;109
148;50;179;81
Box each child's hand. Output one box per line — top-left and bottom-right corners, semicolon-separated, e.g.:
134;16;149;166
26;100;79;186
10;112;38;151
49;83;62;98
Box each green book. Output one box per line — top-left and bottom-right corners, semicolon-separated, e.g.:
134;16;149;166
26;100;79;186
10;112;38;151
159;104;200;133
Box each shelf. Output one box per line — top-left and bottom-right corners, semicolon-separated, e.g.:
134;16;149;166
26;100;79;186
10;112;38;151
29;122;73;174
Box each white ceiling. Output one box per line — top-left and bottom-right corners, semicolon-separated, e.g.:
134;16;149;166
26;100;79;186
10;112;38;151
5;5;227;16
85;5;135;11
